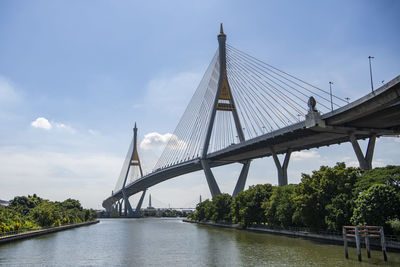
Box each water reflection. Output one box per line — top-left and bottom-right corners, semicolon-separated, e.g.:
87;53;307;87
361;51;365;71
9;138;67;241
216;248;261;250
0;219;399;266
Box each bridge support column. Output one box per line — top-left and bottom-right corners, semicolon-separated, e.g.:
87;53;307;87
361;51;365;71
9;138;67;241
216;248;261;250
105;204;112;214
201;159;221;198
111;204;116;214
349;134;376;170
118;200;122;217
122;189;134;217
134;189;146;217
232;160;251;197
271;148;291;186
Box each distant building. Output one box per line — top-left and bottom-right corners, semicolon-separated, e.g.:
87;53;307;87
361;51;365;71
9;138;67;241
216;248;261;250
0;199;9;207
146;194;155;210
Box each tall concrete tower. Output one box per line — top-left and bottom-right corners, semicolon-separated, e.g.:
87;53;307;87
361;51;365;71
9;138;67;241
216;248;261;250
200;24;251;198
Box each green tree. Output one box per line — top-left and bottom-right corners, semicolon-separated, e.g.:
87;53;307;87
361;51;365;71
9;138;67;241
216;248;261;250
0;206;31;232
263;184;297;228
211;193;232;222
61;198;83;211
351;184;400;226
231;184;273;227
30;201;62;227
9;195;42;216
325;193;354;231
354;165;400;194
293;163;360;231
194;199;214;221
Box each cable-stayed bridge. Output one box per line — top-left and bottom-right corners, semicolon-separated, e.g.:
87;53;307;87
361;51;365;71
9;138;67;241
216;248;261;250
103;25;400;216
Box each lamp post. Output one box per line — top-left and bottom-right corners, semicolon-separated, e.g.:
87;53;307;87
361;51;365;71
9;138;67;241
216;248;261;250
329;81;334;111
368;56;374;93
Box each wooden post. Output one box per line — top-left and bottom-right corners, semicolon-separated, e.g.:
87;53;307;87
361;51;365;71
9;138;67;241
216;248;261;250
380;227;387;262
365;235;371;258
343;227;348;259
355;226;362;262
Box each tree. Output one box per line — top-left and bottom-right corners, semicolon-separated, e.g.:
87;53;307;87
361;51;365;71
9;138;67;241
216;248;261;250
30;201;62;227
292;163;360;231
211;193;232;222
231;184;273;227
354;165;400;194
194;199;214;221
351;184;400;226
263;184;297;228
325;193;354;231
8;195;42;216
61;198;83;211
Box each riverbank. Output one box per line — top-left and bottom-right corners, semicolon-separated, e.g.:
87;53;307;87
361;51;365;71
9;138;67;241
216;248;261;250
183;219;400;252
0;220;99;244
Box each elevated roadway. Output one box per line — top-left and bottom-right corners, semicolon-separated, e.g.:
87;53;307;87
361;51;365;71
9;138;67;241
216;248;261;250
103;75;400;210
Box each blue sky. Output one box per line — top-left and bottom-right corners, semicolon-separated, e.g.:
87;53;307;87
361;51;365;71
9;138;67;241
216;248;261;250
1;0;399;209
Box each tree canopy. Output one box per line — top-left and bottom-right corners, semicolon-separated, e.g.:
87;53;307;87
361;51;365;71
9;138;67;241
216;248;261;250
188;164;400;234
1;195;97;233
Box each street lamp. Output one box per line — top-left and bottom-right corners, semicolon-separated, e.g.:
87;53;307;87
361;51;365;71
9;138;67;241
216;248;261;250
368;56;374;93
329;81;334;111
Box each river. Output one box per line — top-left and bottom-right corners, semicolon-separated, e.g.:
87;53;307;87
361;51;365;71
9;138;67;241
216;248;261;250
0;218;399;266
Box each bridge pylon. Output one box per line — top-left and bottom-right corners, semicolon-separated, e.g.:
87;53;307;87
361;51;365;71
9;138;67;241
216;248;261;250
120;123;146;217
201;24;252;198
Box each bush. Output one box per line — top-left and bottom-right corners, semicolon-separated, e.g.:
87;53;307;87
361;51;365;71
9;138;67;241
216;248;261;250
388;219;400;236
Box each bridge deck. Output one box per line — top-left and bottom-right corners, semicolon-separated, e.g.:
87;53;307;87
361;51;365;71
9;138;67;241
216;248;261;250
103;75;400;209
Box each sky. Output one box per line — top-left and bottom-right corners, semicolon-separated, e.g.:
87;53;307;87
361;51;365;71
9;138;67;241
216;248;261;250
1;0;399;209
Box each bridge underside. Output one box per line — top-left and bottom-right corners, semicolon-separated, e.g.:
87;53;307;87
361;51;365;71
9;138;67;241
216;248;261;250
103;76;400;210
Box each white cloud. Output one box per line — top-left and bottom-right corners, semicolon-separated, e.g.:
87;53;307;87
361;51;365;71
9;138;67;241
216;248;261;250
292;150;320;161
31;117;52;130
140;132;187;151
31;117;75;133
345;159;386;168
55;122;76;133
140;132;173;150
345;160;359;168
372;159;386;168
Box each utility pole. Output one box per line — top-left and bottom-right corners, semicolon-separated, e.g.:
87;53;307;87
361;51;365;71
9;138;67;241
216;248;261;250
368;56;374;93
329;81;334;111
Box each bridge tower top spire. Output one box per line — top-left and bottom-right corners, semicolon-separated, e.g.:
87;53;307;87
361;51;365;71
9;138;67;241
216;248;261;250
133;122;137;137
217;23;227;74
132;122;139;161
219;23;225;36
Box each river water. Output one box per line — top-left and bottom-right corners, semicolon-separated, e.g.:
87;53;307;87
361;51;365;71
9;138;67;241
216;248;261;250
0;218;399;266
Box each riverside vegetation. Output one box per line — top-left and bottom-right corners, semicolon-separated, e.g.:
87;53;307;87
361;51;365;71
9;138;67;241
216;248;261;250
0;194;97;233
187;163;400;236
